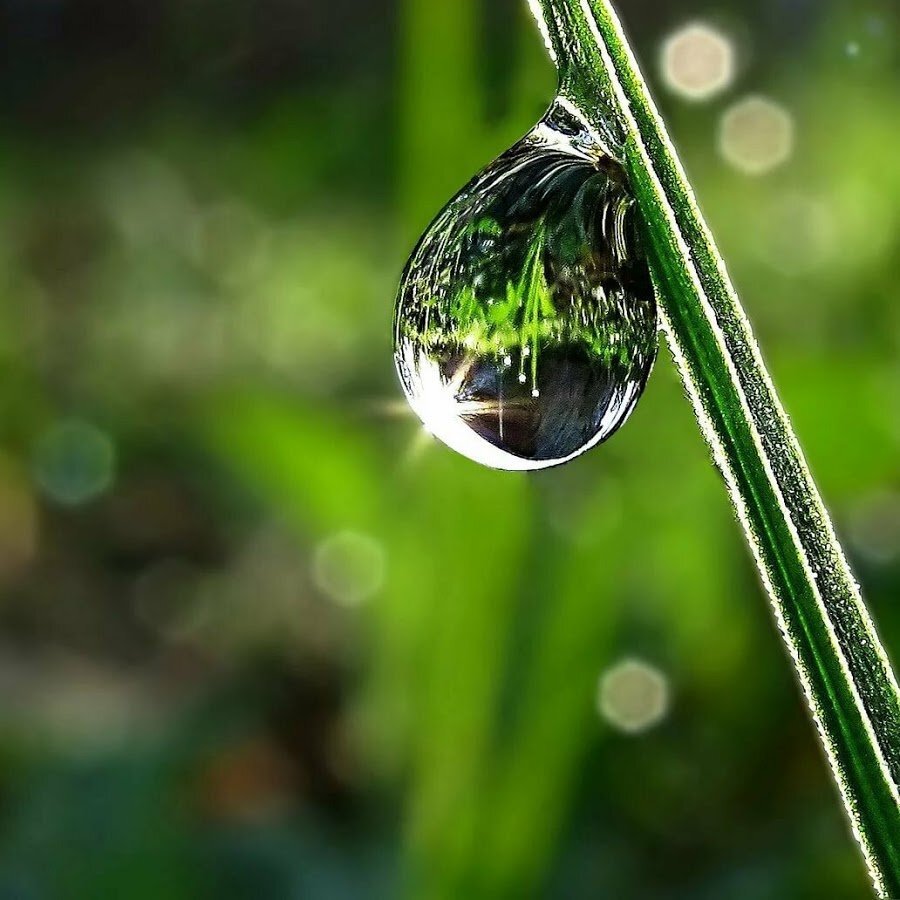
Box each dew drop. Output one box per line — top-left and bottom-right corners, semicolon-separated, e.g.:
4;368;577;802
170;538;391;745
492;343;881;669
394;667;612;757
393;102;658;471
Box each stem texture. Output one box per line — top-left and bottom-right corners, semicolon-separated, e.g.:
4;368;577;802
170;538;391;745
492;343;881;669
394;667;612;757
530;0;900;894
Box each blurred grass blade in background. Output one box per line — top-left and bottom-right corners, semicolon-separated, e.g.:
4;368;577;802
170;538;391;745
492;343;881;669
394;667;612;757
532;0;900;893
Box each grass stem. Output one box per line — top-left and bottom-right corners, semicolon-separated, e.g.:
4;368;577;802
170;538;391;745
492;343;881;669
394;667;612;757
531;0;900;893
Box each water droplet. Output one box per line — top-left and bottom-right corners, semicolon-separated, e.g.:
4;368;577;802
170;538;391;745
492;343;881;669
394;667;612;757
394;103;658;471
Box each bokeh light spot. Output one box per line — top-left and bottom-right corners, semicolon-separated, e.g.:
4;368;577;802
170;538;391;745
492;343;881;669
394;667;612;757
848;492;900;567
661;22;735;102
720;97;795;175
313;531;385;608
133;559;207;642
33;419;116;507
758;193;837;275
598;657;670;735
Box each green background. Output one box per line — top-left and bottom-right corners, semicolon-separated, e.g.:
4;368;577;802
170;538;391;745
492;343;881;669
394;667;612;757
0;0;897;897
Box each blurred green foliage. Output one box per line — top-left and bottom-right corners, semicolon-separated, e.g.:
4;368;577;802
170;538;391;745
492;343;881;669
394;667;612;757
0;0;897;897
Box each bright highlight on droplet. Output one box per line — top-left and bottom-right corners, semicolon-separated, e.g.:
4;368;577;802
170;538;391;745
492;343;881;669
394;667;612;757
720;97;795;176
661;22;735;102
32;419;116;507
598;657;670;734
312;531;385;608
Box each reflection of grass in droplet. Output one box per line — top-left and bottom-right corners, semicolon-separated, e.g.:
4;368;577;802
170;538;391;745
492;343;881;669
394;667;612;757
438;218;566;394
435;218;565;387
412;233;644;377
516;223;551;392
409;186;650;381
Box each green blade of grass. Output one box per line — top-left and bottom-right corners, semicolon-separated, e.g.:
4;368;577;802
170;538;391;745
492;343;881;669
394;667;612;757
531;0;900;894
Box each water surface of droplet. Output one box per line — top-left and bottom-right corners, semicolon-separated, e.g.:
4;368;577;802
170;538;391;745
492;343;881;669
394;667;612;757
394;102;658;470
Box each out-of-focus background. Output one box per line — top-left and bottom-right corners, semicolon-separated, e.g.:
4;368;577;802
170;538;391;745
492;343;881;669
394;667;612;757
0;0;897;897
